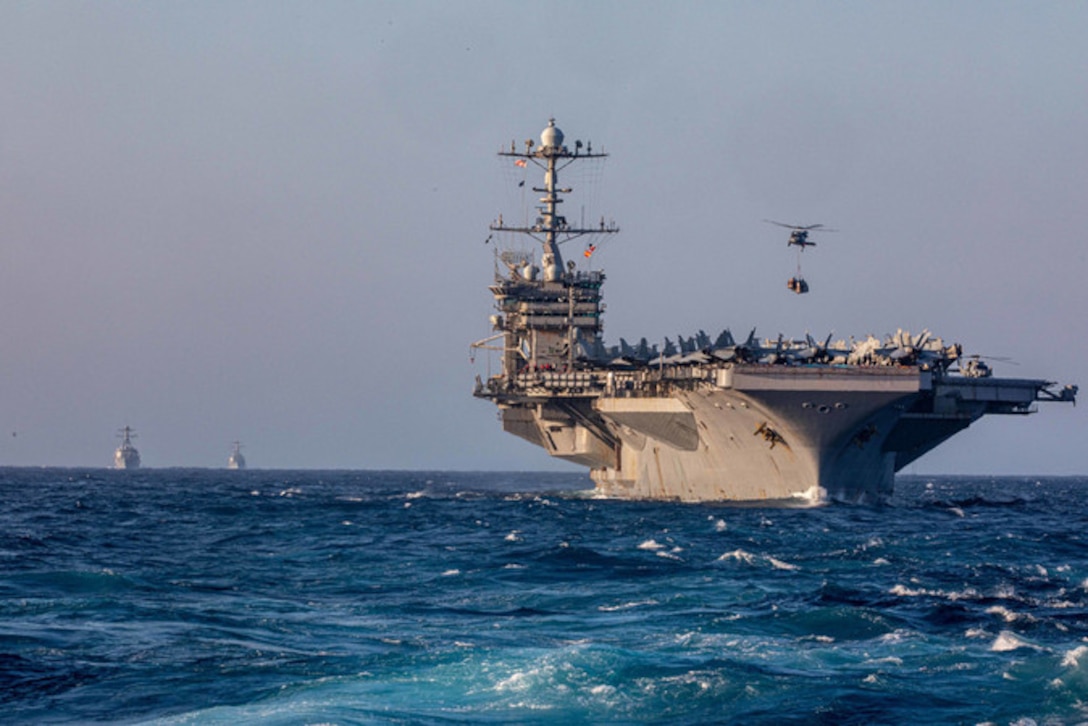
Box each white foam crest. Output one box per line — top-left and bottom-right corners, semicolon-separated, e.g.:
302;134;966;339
494;669;533;692
987;605;1018;623
674;631;698;646
949;587;981;601
635;670;722;697
986;605;1037;624
889;584;929;597
717;548;798;571
873;557;890;566
637;539;665;551
790;485;827;504
718;549;758;565
504;701;555;711
889;583;981;601
493;662;558;696
441;569;460;577
405;490;427;499
598;599;657;612
713;519;727;532
655;551;683;561
504;530;521;542
991;631;1042;652
1061;645;1088;668
877;630;913;645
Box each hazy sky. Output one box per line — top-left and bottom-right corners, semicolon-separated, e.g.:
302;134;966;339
1;1;1085;473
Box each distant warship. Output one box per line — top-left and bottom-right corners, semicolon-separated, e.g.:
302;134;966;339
228;441;246;470
472;119;1078;502
114;426;140;470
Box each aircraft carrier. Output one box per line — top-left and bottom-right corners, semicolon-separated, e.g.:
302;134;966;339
472;119;1077;502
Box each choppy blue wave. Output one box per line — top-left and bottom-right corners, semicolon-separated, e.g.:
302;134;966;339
2;468;1087;724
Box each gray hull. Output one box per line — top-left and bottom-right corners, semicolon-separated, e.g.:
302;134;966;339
114;447;140;470
491;365;1059;503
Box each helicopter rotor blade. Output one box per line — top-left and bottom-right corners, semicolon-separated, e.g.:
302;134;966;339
764;219;837;232
967;354;1018;364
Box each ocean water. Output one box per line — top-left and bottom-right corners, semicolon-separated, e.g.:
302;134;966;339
2;469;1087;724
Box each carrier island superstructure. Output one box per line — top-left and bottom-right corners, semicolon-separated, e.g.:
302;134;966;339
472;119;1077;502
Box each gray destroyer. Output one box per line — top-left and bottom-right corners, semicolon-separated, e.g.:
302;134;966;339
472;119;1077;502
114;425;140;470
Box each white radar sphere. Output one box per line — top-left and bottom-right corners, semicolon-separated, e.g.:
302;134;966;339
541;120;564;149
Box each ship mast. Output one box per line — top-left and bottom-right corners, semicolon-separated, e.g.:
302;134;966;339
492;118;618;281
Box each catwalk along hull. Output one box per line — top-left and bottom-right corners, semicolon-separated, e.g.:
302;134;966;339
472;120;1076;503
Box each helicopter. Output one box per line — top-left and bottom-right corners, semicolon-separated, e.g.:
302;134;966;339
951;354;1016;379
764;220;836;294
764;220;836;248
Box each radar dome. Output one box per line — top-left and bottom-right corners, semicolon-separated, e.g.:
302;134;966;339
541;119;564;150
